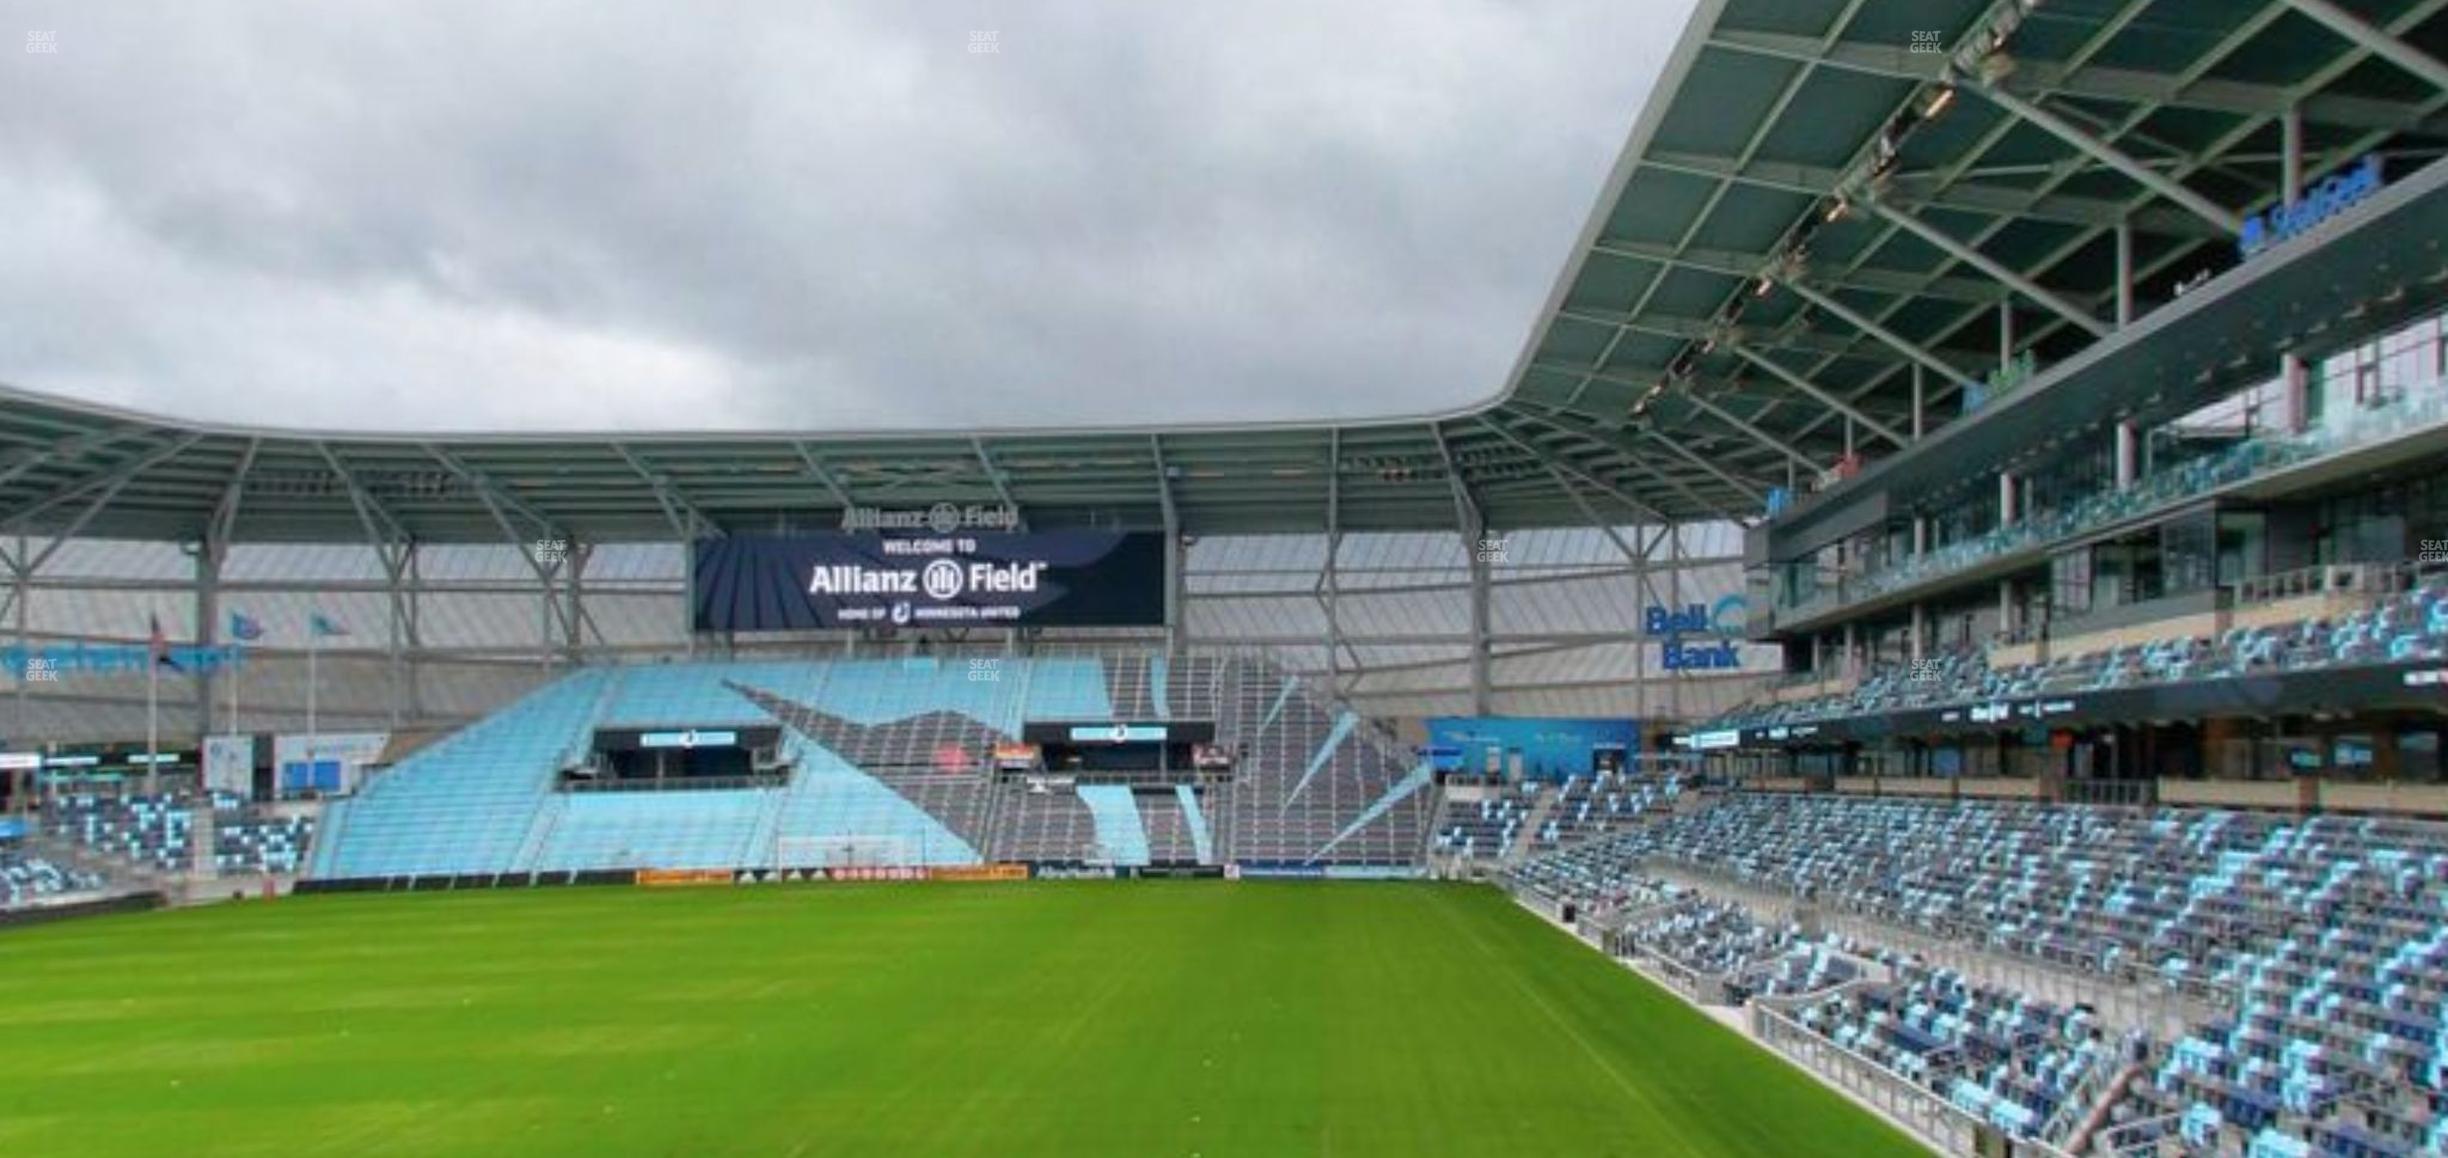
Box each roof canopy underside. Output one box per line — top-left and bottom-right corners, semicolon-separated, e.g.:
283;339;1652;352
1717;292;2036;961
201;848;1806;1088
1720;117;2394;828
6;0;2448;544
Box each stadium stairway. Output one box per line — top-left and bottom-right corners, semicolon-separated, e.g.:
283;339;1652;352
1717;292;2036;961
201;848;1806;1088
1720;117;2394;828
1078;784;1152;867
1501;790;1561;868
1176;785;1215;864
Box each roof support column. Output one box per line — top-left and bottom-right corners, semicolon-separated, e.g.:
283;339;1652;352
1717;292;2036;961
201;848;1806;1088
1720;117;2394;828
2115;220;2135;328
1322;429;1343;700
409;545;428;723
2281;105;2305;208
1469;548;1491;717
383;543;410;731
1968;82;2244;234
1151;437;1184;660
6;539;24;769
1865;201;2111;337
1999;300;2015;373
563;543;591;664
198;440;255;739
1429;425;1491;716
1633;526;1649;725
681;515;700;660
1911;363;1927;441
1667;527;1683;726
2284;0;2448;92
194;537;220;739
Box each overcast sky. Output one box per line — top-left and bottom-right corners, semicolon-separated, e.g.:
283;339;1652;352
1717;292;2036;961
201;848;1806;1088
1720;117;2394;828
3;1;1691;433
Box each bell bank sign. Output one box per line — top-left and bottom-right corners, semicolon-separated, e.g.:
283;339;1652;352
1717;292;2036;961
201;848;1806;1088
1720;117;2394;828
1646;595;1747;672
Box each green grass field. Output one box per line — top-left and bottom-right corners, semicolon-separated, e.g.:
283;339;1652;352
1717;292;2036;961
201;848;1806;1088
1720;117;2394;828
0;882;1918;1157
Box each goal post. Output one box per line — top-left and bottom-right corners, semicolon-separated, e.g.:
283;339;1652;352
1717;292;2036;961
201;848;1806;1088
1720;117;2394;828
772;834;919;873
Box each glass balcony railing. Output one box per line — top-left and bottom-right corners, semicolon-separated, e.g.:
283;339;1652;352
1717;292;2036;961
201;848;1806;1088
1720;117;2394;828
1772;381;2448;620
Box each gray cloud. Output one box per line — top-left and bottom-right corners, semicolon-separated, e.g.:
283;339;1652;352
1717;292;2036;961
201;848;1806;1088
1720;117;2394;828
0;0;1690;432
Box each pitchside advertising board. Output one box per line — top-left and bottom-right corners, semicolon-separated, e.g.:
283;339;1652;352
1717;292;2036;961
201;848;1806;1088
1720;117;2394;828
692;532;1167;631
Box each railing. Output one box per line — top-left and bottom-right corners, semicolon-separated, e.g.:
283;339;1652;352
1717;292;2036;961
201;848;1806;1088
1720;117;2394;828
1657;858;2216;1038
1632;945;1721;1003
2090;1112;2180;1156
2233;557;2444;606
562;774;786;793
2232;561;2385;605
1751;1003;2077;1158
1774;377;2448;619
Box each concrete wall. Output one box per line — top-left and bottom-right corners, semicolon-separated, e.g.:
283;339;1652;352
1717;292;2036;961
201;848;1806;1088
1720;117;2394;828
2158;778;2302;809
2318;781;2448;817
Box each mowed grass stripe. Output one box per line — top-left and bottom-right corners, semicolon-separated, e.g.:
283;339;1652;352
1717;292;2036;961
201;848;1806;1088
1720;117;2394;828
0;882;1921;1157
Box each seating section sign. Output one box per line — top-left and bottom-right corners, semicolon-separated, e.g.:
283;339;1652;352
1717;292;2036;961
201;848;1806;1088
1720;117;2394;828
692;532;1166;631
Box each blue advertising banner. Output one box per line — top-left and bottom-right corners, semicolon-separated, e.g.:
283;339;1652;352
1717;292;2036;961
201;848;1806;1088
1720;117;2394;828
692;532;1167;631
1424;717;1640;781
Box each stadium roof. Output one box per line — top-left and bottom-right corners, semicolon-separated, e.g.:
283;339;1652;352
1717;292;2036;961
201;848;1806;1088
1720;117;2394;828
8;0;2448;546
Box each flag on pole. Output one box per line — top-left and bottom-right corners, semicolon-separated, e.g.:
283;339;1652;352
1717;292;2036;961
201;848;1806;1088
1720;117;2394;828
148;613;182;671
309;612;350;638
228;611;265;642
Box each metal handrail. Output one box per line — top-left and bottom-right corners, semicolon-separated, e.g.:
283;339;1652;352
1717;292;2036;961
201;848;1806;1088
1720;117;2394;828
1752;1003;2079;1158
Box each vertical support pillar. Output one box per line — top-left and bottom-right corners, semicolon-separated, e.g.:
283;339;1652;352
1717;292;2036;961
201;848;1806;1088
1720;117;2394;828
2114;422;2138;490
1466;521;1492;717
2114;221;2135;329
384;543;408;731
1910;364;1926;441
11;536;28;735
2281;353;2311;434
1323;428;1343;700
1633;527;1649;724
535;543;559;672
1667;526;1684;725
1998;472;2017;525
404;543;425;726
680;516;699;660
194;539;222;736
564;542;591;664
2281;105;2304;209
1163;523;1185;660
1998;300;2015;372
